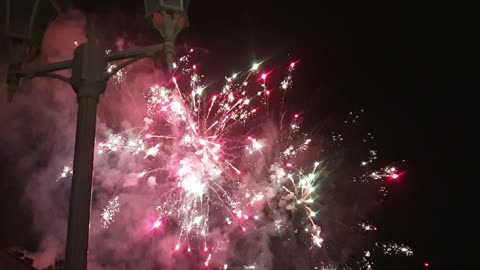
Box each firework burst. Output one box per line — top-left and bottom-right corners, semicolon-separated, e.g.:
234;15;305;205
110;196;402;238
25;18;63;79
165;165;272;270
55;50;411;269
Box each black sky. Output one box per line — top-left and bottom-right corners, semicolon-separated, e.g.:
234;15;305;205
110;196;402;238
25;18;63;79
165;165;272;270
1;0;470;269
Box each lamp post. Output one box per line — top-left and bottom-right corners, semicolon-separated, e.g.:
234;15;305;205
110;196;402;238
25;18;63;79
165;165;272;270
3;1;190;270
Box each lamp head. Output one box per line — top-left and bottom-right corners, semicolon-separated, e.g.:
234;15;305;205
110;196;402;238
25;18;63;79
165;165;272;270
3;0;61;64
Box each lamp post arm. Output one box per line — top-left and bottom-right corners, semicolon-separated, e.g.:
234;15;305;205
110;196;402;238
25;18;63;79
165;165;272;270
105;56;142;80
6;61;73;102
6;42;167;101
32;73;71;84
8;42;165;78
104;43;166;80
9;59;73;77
104;43;167;80
105;43;164;62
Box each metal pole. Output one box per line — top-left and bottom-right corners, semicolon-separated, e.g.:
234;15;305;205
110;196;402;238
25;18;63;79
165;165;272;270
64;40;106;270
60;16;180;268
64;93;98;270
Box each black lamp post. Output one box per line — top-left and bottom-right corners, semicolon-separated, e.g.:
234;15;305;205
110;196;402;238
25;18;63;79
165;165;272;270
3;1;189;270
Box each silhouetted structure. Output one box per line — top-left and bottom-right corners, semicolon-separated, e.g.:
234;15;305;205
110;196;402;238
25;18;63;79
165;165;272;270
0;250;36;270
42;258;65;270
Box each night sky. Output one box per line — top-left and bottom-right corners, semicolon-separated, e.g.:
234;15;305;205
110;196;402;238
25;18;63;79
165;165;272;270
1;0;470;269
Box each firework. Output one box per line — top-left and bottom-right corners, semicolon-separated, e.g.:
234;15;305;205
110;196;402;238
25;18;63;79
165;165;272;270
101;196;120;228
57;164;73;181
378;243;414;256
57;50;411;269
106;49;126;84
359;222;378;231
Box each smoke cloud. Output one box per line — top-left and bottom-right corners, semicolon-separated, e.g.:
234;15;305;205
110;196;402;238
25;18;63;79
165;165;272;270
0;9;398;270
0;9;169;269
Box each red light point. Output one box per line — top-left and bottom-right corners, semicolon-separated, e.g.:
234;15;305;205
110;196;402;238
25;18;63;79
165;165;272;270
261;73;267;80
172;77;177;83
193;64;197;70
244;215;249;220
391;173;399;179
286;163;293;167
294;114;299;118
290;62;295;68
189;48;194;53
424;262;429;267
175;244;180;250
204;246;208;252
145;134;152;139
242;227;246;232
